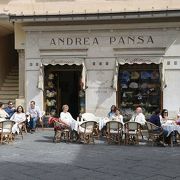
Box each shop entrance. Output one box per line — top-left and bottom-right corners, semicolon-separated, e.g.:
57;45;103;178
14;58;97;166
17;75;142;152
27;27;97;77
118;63;162;121
44;65;83;119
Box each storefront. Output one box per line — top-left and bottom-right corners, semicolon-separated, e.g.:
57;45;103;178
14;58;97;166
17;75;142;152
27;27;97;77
13;21;180;119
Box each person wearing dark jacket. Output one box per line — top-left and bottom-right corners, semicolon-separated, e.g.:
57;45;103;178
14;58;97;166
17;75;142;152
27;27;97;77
149;109;168;144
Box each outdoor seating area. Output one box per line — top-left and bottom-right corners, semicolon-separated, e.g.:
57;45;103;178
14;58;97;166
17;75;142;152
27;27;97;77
51;112;180;147
1;106;180;147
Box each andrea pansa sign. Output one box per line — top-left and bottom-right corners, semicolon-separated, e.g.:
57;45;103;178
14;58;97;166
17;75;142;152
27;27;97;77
49;35;155;48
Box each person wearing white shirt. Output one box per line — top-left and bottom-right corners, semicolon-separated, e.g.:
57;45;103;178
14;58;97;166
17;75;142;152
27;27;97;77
28;101;42;131
0;102;9;122
130;107;146;125
60;104;78;132
10;105;26;134
112;108;124;125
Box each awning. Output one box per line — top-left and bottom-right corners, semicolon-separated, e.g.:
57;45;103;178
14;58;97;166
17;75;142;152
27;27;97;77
37;57;87;90
41;57;84;66
116;56;162;65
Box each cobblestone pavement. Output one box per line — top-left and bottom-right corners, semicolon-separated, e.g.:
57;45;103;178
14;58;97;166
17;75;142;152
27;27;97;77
0;130;180;180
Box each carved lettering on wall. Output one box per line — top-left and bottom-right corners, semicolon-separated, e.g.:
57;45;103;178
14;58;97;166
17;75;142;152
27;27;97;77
50;35;154;46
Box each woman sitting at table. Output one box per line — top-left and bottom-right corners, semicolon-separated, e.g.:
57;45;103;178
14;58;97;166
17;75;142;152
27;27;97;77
112;108;124;125
107;105;117;119
149;109;169;145
10;105;26;134
60;104;78;132
160;109;169;125
175;113;180;125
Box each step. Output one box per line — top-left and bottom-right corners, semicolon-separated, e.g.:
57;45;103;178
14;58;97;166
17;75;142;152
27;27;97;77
0;99;15;104
0;90;19;94
0;98;17;103
6;75;19;80
2;83;18;87
4;79;19;83
8;72;19;77
1;87;19;91
0;94;18;99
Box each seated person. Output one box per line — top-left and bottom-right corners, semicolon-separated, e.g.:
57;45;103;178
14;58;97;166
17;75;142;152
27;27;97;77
112;108;124;125
175;113;180;125
149;109;168;144
60;104;78;132
4;101;16;118
129;107;146;126
27;101;42;131
160;109;168;125
0;102;9;122
107;105;117;119
10;105;26;134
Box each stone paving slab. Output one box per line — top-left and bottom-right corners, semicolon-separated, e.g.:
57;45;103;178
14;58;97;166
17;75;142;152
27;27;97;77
0;130;180;180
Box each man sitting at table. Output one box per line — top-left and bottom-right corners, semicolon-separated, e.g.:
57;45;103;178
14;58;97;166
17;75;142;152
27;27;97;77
129;107;146;126
149;109;169;145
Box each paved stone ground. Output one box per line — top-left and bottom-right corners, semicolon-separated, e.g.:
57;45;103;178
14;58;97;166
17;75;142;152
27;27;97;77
0;129;180;180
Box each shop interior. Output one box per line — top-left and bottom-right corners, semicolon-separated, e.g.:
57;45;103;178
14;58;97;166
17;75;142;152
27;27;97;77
44;64;84;119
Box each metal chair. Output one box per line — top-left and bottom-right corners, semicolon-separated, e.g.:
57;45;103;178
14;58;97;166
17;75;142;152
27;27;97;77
106;121;123;144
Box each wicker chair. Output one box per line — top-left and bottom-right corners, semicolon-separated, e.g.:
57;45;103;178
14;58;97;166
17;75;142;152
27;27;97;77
0;120;14;144
146;121;164;146
79;121;97;144
124;122;142;145
81;113;99;139
106;121;123;144
53;120;71;143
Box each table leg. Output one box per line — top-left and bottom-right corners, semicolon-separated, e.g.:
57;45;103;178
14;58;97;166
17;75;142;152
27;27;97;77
170;133;173;147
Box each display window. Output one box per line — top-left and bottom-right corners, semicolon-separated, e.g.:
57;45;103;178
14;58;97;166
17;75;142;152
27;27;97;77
118;64;162;121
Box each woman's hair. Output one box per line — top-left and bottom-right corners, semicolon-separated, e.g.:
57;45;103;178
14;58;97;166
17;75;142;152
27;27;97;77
0;102;4;108
62;104;69;110
16;105;24;113
110;105;116;112
161;109;168;118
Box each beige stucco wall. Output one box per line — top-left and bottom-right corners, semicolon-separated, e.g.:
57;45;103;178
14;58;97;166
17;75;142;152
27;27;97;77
0;0;180;15
15;23;25;50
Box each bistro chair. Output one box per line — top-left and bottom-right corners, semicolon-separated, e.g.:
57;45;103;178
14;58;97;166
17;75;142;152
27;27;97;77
0;120;14;144
81;113;99;139
53;120;71;143
79;120;97;144
36;111;45;130
124;122;142;145
18;120;28;140
106;121;123;144
146;121;164;146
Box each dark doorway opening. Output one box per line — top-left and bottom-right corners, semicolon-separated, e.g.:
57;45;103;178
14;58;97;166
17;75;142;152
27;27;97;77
44;65;82;119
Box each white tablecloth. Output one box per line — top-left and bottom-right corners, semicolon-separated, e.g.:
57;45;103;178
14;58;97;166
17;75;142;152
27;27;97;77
99;117;111;131
162;124;180;137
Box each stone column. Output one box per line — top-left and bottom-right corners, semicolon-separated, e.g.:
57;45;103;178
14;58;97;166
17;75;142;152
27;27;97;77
18;49;25;98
